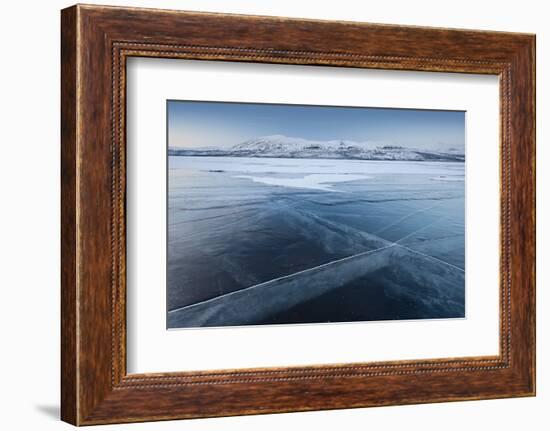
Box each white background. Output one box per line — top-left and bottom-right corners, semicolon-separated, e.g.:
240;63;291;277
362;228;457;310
127;59;500;373
0;0;547;430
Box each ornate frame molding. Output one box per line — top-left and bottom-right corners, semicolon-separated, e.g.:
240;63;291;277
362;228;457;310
61;5;535;425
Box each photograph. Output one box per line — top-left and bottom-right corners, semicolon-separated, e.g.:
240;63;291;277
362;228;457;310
166;101;466;328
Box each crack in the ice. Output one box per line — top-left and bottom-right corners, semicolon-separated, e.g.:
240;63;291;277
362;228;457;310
374;201;444;235
288;200;464;273
168;244;397;314
393;218;446;245
393;244;465;272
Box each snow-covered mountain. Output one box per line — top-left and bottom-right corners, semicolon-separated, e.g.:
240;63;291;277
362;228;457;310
169;135;464;162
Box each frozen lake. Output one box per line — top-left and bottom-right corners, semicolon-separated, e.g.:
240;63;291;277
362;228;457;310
167;156;465;328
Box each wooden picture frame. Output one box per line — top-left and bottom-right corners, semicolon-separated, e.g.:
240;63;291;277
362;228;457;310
61;4;535;425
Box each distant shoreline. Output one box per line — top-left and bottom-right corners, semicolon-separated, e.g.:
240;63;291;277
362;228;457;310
167;152;465;163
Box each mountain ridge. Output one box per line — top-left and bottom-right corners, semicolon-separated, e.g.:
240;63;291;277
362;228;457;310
169;135;465;162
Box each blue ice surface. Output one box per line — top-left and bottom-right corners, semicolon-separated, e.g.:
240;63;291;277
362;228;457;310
167;156;465;327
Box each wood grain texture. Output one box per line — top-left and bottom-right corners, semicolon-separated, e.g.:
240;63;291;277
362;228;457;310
60;5;78;425
60;4;536;425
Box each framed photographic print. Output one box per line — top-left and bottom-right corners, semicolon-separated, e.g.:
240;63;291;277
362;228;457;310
61;4;536;425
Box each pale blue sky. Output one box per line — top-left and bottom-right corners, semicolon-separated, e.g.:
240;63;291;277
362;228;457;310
168;100;465;151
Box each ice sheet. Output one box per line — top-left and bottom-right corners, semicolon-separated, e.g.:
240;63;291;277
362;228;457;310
233;173;372;191
167;156;465;327
170;156;464;175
